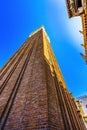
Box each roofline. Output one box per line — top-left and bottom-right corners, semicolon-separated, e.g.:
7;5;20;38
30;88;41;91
29;26;50;43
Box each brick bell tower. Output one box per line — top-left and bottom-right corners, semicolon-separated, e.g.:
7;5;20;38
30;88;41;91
0;27;86;130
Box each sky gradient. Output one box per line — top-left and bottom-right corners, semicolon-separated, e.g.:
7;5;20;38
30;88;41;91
0;0;87;97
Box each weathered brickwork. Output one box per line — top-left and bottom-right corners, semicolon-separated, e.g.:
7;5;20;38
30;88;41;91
0;27;86;130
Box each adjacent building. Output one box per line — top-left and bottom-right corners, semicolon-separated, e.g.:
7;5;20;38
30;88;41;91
66;0;87;63
76;95;87;127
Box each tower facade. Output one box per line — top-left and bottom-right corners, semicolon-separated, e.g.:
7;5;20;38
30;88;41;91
0;27;86;130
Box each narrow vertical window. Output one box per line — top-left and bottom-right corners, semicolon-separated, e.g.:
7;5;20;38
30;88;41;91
86;104;87;108
77;0;82;8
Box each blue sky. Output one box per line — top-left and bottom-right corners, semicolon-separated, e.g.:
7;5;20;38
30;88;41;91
0;0;87;97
